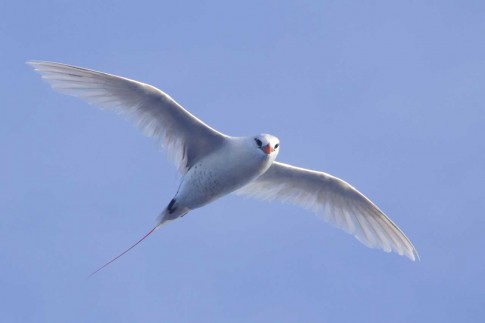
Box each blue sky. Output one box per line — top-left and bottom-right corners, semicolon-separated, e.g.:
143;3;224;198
2;1;484;322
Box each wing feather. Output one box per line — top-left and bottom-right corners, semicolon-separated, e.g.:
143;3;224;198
237;161;418;260
28;61;227;173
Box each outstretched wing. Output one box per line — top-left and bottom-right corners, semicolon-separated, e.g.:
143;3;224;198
28;61;227;173
237;161;418;260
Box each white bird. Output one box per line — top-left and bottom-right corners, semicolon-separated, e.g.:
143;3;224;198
28;61;418;275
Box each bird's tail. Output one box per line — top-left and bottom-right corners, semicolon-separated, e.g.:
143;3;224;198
87;223;162;278
156;198;189;224
156;207;172;225
88;202;188;278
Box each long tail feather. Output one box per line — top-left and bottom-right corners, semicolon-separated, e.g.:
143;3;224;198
88;224;160;278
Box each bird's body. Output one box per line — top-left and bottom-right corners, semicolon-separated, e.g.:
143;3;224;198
162;135;278;222
28;61;418;275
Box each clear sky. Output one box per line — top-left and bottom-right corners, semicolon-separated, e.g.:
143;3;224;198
2;1;484;322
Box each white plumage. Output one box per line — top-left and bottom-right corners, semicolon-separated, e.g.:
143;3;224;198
29;61;418;274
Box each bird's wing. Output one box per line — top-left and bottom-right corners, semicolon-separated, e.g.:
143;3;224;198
28;61;227;174
237;161;418;260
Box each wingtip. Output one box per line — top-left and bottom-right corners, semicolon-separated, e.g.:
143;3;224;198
26;60;45;70
26;60;62;69
403;246;420;262
412;248;421;262
26;60;43;65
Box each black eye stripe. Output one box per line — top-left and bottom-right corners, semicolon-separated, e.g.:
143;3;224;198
274;143;279;149
254;138;262;147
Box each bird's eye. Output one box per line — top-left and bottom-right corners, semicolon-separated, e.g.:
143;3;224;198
254;138;262;147
274;143;279;149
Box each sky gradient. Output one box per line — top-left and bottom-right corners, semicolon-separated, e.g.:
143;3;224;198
2;1;484;322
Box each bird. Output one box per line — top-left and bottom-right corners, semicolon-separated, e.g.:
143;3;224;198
28;61;418;275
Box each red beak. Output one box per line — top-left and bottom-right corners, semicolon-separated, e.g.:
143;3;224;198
262;144;273;154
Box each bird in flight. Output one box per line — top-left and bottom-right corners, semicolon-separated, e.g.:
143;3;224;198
28;61;418;275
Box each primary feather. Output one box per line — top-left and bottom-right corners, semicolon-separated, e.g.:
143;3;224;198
27;61;227;173
238;162;419;261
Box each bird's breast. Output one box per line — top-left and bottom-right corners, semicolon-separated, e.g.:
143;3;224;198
175;146;272;210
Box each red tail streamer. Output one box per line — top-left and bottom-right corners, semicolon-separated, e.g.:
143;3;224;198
88;224;159;278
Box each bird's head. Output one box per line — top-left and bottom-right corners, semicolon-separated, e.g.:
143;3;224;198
253;133;280;157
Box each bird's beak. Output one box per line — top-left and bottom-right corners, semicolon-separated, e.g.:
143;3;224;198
262;144;273;154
